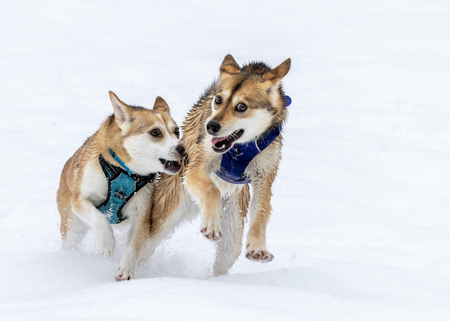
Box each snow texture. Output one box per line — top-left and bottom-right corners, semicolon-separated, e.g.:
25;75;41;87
1;0;450;320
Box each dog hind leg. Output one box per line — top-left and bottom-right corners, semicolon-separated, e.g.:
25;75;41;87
60;209;88;251
213;185;250;276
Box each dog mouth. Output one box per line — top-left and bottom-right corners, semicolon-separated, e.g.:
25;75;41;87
211;129;244;153
159;158;181;174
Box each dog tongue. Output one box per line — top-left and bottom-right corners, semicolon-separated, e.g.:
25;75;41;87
211;135;229;147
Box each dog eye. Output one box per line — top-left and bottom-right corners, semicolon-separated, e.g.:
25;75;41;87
174;128;180;137
215;96;222;105
150;128;161;137
235;103;247;112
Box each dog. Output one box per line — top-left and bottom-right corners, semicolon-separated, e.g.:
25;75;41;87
57;91;184;259
116;54;290;280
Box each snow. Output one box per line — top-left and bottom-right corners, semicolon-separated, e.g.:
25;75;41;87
1;0;450;320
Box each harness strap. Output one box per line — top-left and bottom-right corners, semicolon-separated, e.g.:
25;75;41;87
96;150;156;224
109;150;133;176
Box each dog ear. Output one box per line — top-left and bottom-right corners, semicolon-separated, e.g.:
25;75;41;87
109;91;133;129
153;96;170;112
220;54;240;75
263;58;291;83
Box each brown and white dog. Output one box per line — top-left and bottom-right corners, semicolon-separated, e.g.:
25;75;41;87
57;92;183;259
116;55;290;280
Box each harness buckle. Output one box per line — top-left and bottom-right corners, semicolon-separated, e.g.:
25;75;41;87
114;191;127;200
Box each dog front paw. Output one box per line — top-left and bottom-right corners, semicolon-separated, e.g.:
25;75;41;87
246;244;274;263
116;248;137;281
115;266;134;282
95;231;116;258
93;217;116;258
200;216;222;241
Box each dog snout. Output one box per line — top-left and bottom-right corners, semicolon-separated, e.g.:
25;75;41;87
176;144;185;157
206;121;221;135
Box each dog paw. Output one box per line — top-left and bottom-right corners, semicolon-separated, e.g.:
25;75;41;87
246;244;274;263
93;218;116;258
200;216;222;241
115;248;137;281
115;267;134;282
95;233;116;258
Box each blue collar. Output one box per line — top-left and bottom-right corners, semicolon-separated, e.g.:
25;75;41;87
215;95;291;184
96;149;157;224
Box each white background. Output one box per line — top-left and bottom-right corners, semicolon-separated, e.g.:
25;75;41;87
1;0;449;320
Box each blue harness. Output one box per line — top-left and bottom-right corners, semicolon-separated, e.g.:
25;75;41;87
97;150;157;224
215;95;291;184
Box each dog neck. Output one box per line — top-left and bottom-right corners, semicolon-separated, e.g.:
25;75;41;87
215;95;291;184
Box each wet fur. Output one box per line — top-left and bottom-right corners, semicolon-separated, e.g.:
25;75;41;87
118;55;290;279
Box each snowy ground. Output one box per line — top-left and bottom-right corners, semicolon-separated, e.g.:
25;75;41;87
1;0;450;320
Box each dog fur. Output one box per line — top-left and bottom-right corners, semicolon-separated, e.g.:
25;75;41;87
57;91;183;260
116;54;290;279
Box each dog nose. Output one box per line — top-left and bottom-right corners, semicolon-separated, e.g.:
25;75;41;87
206;121;221;135
176;144;185;157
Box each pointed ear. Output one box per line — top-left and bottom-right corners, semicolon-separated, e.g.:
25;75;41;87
263;58;291;82
109;91;133;128
153;96;170;112
220;54;240;75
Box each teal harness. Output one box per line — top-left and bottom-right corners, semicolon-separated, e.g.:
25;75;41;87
96;150;157;224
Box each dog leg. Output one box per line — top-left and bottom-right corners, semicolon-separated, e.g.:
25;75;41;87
246;169;277;263
116;209;153;281
126;221;136;246
116;188;192;281
117;173;193;281
116;212;185;281
72;197;116;258
213;186;249;276
58;181;88;250
185;165;222;241
60;209;88;250
116;246;139;281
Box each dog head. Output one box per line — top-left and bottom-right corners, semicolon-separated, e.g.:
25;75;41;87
205;54;291;154
109;91;184;175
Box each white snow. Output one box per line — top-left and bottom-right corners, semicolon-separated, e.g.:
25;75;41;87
1;0;450;320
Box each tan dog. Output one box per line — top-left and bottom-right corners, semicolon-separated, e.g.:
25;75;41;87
57;91;184;259
116;55;290;280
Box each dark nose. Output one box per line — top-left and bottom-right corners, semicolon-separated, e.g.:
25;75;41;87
176;144;185;157
206;121;221;135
